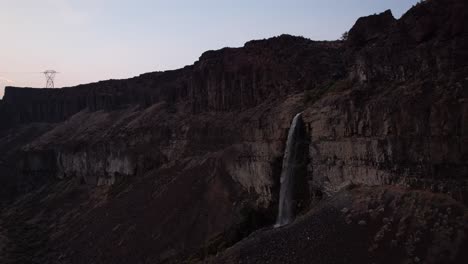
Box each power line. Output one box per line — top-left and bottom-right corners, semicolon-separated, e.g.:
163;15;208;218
0;72;42;74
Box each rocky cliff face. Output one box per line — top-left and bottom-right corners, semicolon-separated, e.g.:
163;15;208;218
0;35;345;205
0;0;467;263
305;0;468;203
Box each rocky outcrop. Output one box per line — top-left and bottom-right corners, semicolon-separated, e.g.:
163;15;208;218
347;9;396;48
346;0;468;83
304;85;468;202
0;68;192;126
304;0;468;204
190;36;344;112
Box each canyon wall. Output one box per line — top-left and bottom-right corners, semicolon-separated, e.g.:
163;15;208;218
303;0;468;202
0;0;467;262
1;0;467;216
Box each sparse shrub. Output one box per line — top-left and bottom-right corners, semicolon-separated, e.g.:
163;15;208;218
341;31;349;41
416;0;427;5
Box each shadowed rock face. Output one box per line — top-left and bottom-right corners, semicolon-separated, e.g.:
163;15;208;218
0;0;467;263
347;9;396;48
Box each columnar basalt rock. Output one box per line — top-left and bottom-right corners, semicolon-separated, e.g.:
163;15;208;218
0;0;467;206
0;0;467;262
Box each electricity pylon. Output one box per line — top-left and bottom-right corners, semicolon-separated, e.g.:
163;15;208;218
42;70;58;88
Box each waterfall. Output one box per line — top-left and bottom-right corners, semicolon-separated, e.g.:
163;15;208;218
275;113;304;228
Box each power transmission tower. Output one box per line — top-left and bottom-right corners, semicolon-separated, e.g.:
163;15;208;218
42;70;58;88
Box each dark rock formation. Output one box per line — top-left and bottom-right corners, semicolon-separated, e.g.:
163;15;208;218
0;36;344;127
0;0;467;263
347;10;396;47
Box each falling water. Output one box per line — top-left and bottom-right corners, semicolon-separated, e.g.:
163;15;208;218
275;113;303;228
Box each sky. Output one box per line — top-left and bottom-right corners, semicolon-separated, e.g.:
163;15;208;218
0;0;419;98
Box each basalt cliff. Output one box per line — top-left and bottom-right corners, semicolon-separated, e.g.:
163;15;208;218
0;0;467;263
